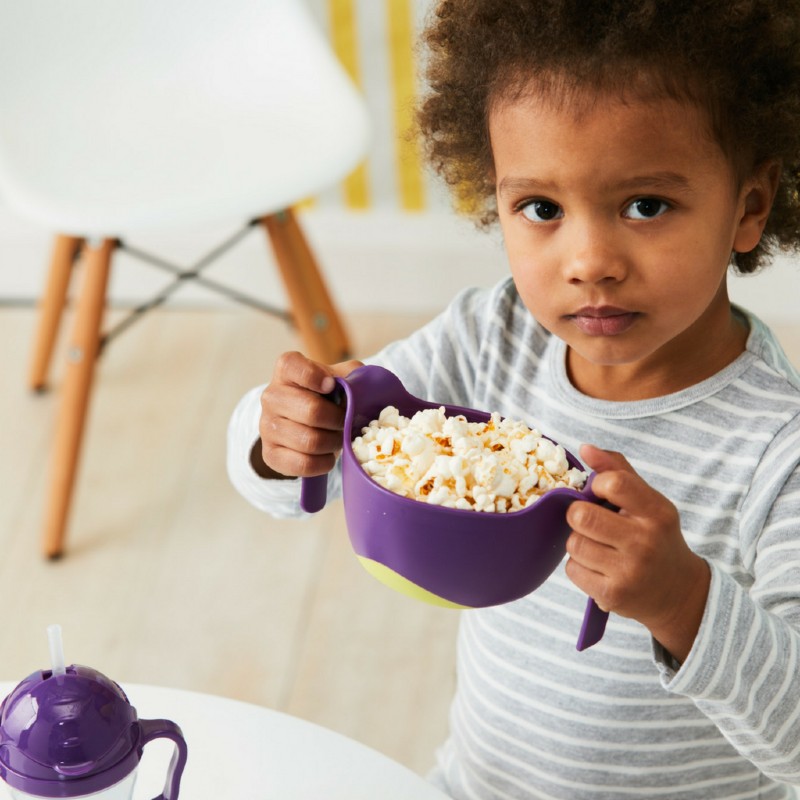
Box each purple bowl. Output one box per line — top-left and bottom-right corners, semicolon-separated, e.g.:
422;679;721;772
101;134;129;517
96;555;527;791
301;365;610;650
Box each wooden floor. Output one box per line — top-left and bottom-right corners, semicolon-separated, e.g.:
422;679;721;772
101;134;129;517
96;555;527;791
1;304;798;777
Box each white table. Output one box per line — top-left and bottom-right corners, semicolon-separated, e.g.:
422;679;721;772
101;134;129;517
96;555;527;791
0;682;450;800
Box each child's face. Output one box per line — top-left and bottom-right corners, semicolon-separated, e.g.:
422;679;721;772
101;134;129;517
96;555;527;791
490;87;765;399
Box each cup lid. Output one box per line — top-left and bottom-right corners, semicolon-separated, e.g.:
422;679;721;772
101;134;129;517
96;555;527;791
0;665;142;798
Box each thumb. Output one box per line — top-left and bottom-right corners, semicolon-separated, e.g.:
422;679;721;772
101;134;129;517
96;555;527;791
330;359;364;379
318;359;364;393
579;443;635;474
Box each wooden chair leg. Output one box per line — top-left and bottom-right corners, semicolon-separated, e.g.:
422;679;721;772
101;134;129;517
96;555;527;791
29;234;85;391
41;239;114;559
260;209;351;364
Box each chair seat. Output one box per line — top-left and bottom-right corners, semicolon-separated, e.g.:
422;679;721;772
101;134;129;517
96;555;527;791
0;0;371;236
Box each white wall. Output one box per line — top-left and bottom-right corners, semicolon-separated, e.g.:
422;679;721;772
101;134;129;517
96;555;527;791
2;206;799;323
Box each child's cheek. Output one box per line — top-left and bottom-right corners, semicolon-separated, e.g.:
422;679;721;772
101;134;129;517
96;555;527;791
510;268;561;331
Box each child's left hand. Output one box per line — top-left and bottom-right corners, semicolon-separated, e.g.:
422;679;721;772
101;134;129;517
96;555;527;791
565;444;710;662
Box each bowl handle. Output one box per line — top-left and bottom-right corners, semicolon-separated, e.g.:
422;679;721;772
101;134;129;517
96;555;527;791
299;381;347;514
576;598;609;651
300;474;328;513
574;473;620;650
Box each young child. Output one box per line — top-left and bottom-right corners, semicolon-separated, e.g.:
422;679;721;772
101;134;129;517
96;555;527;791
227;2;800;797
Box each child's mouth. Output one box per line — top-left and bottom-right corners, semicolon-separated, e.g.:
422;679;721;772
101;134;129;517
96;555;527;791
568;306;640;336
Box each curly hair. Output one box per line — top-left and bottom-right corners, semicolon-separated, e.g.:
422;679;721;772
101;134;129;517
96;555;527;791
417;0;800;273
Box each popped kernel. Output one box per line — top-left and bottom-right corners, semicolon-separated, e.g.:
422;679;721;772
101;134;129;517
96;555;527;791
352;405;587;512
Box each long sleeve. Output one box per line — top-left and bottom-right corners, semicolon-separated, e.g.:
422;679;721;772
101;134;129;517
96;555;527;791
656;416;800;784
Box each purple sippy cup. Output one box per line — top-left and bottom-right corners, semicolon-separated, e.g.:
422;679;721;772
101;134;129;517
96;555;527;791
0;626;187;800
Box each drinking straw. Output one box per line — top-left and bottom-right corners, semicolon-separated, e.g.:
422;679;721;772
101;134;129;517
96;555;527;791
47;624;66;676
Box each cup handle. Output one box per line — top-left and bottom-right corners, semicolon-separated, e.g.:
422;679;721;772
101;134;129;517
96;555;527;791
139;718;188;800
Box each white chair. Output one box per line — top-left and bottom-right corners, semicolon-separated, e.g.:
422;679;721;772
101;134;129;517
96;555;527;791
0;0;371;558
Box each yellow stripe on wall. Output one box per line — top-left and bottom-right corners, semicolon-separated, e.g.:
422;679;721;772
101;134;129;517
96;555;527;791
328;0;371;209
386;0;426;211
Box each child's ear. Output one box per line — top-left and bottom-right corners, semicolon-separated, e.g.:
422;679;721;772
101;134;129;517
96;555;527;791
733;159;781;254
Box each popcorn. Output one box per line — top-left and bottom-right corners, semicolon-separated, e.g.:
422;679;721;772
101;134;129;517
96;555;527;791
352;405;587;513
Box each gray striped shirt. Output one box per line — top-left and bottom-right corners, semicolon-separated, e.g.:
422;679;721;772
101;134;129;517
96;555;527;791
227;277;800;799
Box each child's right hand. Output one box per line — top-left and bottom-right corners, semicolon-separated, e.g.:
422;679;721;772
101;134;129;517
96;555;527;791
256;351;364;479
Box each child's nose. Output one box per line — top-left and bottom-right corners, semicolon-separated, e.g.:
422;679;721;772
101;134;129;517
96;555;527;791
563;222;628;284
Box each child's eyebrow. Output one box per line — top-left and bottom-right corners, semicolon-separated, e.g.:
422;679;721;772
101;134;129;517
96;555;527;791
497;171;692;197
497;177;558;197
615;172;693;193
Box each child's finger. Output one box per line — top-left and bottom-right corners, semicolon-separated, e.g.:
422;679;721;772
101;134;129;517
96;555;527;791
579;443;664;517
563;546;612;610
566;499;625;547
565;529;617;576
264;443;339;479
275;351;337;394
262;382;345;431
267;414;345;457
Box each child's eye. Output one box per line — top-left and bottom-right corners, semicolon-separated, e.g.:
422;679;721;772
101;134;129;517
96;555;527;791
519;200;564;222
624;198;670;220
